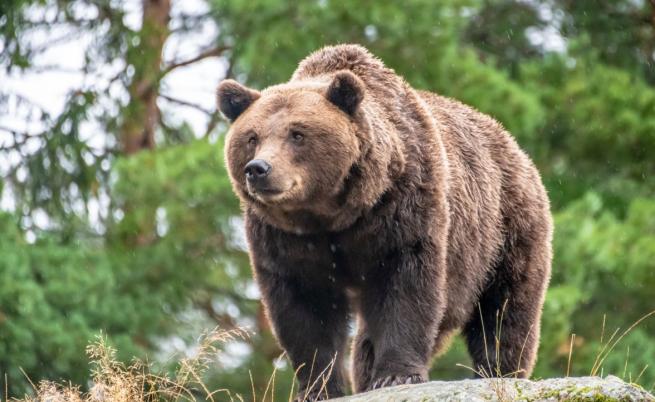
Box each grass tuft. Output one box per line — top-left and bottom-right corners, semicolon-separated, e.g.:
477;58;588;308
11;327;249;402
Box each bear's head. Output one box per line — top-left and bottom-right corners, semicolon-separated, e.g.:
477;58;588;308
218;70;403;233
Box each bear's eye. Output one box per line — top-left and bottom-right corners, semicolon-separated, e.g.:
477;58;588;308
247;135;257;146
290;130;304;143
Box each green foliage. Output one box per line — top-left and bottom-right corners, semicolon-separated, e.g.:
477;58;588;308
555;0;655;82
464;0;546;74
0;213;145;391
18;90;106;227
536;194;655;385
519;52;655;211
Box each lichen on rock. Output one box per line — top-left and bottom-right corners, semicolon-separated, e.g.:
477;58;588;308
328;376;654;401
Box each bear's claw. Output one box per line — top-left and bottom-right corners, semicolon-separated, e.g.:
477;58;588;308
368;374;425;390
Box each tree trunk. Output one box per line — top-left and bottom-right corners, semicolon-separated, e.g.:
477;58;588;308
120;0;171;155
117;0;171;246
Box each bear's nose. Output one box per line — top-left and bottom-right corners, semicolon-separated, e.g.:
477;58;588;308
244;159;272;182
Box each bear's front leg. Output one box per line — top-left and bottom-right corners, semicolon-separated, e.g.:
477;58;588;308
354;241;446;392
255;268;350;401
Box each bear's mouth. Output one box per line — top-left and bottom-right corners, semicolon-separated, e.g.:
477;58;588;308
248;181;298;204
255;187;283;196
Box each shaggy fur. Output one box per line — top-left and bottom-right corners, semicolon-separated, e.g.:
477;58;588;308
217;44;552;401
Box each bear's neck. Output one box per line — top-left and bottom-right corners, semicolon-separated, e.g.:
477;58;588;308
249;197;367;235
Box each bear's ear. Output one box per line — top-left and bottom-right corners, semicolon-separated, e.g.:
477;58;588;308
216;80;261;122
326;71;365;115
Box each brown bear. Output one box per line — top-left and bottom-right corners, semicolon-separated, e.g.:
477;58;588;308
217;44;552;401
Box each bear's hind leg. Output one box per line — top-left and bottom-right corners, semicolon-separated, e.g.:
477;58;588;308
463;224;551;378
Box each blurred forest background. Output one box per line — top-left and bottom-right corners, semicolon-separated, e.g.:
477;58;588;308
1;0;655;399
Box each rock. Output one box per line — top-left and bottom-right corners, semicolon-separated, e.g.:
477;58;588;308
329;376;654;401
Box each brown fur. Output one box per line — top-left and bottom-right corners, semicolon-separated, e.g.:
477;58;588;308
217;44;552;401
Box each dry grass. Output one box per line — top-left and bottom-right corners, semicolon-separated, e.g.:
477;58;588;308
11;327;252;402
293;352;338;402
456;301;521;402
589;310;655;378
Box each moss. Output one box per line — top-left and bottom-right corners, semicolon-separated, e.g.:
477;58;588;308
563;394;629;402
532;384;630;402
